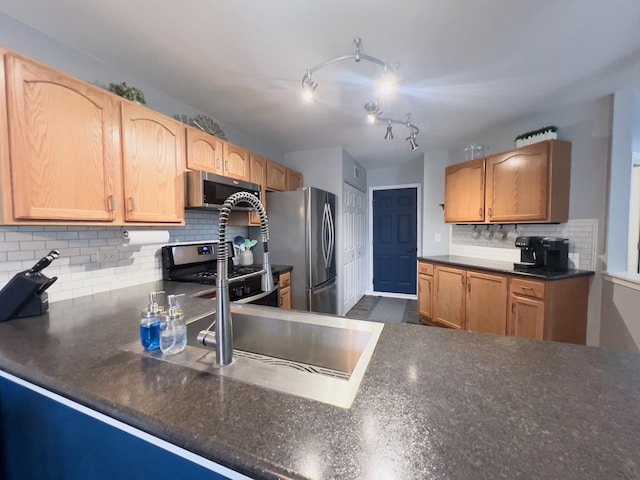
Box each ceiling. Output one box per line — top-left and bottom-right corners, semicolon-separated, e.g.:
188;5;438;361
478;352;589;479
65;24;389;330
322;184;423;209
2;0;640;169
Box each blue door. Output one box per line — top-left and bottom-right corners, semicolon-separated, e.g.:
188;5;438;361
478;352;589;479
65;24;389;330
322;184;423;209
373;188;418;294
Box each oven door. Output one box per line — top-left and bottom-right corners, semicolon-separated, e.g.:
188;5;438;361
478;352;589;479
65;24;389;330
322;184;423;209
232;286;280;307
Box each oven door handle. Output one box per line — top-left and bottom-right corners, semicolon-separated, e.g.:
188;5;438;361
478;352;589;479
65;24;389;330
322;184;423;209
231;285;279;305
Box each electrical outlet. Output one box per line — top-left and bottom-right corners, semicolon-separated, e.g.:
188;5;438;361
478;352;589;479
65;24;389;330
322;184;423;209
97;250;118;263
434;233;442;243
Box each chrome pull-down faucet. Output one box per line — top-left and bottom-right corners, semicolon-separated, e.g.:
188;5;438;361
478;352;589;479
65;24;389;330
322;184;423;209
197;192;273;366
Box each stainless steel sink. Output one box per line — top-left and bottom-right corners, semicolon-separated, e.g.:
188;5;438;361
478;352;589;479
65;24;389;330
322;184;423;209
151;304;383;408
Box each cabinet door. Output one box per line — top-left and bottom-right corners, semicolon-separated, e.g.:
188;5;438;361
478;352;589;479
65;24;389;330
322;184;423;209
5;54;118;221
121;102;184;223
418;274;433;321
222;142;250;181
466;271;508;335
266;161;287;191
444;159;485;223
287;169;303;191
485;142;549;222
509;294;545;340
280;286;291;310
249;153;266;225
185;127;222;174
434;266;466;329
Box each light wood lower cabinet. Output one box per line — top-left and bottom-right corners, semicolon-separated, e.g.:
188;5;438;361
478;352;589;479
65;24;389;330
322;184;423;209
418;261;589;344
433;266;467;330
418;262;433;321
431;265;508;333
508;276;588;344
466;271;508;335
279;271;291;309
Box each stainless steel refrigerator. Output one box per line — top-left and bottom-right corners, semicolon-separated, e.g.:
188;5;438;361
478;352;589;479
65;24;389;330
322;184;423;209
266;187;337;314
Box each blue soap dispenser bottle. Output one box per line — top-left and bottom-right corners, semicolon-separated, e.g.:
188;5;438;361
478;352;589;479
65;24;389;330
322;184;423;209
140;291;165;351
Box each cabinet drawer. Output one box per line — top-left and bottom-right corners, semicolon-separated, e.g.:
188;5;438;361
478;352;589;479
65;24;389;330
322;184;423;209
279;271;291;288
418;262;434;276
511;278;545;299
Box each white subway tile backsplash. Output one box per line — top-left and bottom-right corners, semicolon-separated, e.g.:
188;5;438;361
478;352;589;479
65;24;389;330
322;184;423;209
450;219;597;271
0;211;250;303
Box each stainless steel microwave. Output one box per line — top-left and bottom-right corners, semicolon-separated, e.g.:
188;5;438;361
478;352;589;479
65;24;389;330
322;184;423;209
185;171;261;211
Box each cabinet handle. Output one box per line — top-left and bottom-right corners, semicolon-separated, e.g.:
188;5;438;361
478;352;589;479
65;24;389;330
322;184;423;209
279;296;283;307
488;208;493;217
129;197;136;212
467;281;471;292
479;207;483;217
108;194;116;212
511;303;516;313
461;276;465;285
225;160;229;171
217;158;221;170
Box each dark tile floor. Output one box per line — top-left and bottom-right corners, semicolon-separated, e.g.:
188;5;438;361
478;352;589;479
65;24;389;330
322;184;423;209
345;296;423;325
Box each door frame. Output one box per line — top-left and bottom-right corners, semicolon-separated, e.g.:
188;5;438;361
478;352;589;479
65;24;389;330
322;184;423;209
368;183;422;299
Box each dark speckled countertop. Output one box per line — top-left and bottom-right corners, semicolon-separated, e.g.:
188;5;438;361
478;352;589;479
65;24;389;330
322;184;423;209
0;274;637;479
419;255;594;280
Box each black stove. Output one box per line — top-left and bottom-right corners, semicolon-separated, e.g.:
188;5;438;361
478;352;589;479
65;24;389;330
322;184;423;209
161;242;278;303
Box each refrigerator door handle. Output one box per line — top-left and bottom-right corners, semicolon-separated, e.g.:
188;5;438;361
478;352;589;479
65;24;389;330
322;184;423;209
326;202;335;267
321;203;328;269
309;276;337;294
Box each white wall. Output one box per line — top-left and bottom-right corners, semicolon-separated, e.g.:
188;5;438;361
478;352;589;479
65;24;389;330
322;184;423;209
367;156;424;188
421;151;451;257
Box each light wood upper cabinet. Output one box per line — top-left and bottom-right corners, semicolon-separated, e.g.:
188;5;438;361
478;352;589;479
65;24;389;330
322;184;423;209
444;159;485;223
121;102;184;223
186;127;222;174
287;169;304;191
3;53;119;222
266;160;287;191
466;271;508;335
222;141;250;181
444;140;571;224
249;153;266;226
486;140;570;223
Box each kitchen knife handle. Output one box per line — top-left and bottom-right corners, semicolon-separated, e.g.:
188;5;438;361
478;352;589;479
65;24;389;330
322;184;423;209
28;250;60;275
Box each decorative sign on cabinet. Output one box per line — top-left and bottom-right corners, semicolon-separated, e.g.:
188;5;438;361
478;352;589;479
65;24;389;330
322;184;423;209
444;140;571;224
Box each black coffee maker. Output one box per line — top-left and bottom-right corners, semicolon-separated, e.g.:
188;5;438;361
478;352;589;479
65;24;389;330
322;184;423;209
542;237;569;272
514;236;545;271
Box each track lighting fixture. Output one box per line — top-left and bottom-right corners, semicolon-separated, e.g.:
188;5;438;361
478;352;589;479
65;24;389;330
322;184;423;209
384;120;394;140
364;105;420;150
301;37;399;103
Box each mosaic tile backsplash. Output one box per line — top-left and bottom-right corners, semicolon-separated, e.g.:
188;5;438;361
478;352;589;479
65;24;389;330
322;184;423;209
0;211;248;302
449;219;597;271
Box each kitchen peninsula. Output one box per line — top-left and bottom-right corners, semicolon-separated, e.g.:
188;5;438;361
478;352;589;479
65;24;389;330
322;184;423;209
0;280;638;480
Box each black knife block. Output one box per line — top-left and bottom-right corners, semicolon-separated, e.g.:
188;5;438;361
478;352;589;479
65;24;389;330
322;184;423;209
0;271;55;322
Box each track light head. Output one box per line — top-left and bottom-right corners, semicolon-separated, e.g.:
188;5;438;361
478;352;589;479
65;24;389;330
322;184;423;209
406;133;419;151
364;100;382;124
302;74;317;102
384;121;394;140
